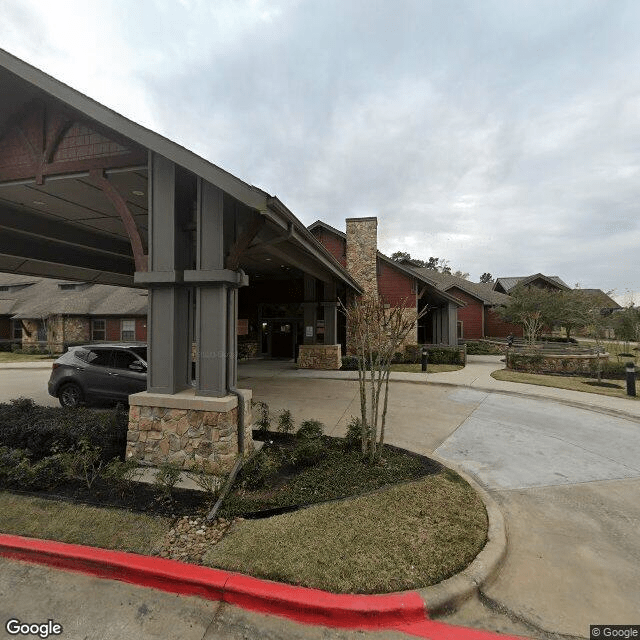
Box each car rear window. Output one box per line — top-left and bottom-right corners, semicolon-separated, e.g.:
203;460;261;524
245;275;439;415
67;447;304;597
77;349;112;367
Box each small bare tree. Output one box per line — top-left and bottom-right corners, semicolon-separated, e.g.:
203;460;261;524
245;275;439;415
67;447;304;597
340;295;428;463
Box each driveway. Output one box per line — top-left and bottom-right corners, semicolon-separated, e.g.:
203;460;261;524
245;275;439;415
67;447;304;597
1;361;640;638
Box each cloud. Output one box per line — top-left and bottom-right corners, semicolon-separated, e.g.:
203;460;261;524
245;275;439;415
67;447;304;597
0;0;638;294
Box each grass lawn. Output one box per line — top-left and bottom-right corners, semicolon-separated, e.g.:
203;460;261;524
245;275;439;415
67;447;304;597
578;340;639;361
390;363;463;373
205;470;487;593
0;492;170;553
0;352;57;363
0;437;488;593
492;369;638;400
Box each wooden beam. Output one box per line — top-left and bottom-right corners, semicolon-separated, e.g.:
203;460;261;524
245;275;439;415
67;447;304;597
88;169;148;272
225;215;265;270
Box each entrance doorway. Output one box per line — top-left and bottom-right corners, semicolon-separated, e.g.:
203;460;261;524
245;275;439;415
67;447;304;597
269;321;296;359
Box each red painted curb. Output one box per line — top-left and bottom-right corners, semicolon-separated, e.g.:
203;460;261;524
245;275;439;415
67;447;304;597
0;534;528;639
223;573;425;628
0;534;424;629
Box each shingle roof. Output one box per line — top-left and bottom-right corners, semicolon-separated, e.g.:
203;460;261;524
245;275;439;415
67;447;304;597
307;220;464;307
0;276;148;319
574;289;621;310
408;269;512;306
494;274;570;293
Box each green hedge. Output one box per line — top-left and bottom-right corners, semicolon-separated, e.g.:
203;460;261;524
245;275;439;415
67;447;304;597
342;345;465;369
465;341;504;355
0;398;128;461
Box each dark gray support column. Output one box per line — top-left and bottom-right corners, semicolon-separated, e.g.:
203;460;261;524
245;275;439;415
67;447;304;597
227;286;238;389
303;274;316;345
196;284;228;396
148;286;190;393
194;179;230;396
145;152;191;394
323;280;338;344
448;302;458;346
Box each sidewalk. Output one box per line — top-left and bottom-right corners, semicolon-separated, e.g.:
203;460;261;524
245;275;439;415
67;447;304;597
239;355;640;420
0;359;56;370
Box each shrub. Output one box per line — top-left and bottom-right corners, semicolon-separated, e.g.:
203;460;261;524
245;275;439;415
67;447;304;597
402;344;464;365
277;409;295;434
153;461;182;497
291;437;324;468
343;416;364;451
465;341;504;355
341;356;362;371
102;458;142;497
0;399;127;462
240;448;284;490
296;419;324;440
61;439;105;490
0;446;67;490
186;458;228;498
252;400;271;433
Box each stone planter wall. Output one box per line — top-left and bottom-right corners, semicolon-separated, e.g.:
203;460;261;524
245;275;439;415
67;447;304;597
126;390;254;471
297;344;342;370
507;351;609;374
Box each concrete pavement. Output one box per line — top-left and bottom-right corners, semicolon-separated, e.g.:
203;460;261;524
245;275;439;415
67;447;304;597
1;356;640;637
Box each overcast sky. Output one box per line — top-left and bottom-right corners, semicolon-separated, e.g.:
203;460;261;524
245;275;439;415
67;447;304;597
1;0;638;302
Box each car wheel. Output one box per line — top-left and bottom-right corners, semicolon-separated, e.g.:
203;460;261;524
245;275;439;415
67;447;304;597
58;383;83;408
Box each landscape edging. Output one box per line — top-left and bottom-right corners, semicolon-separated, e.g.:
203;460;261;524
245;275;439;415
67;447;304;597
0;457;506;623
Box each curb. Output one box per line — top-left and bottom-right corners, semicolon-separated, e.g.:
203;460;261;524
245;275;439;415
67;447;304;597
418;456;507;615
0;533;422;630
0;465;508;634
0;535;526;640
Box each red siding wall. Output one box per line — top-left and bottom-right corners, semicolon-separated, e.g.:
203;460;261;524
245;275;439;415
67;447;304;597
448;288;483;339
106;319;121;342
135;318;147;341
378;261;416;308
311;229;347;267
485;308;523;338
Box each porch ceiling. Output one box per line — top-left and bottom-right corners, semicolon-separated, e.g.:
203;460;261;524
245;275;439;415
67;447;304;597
0;49;362;294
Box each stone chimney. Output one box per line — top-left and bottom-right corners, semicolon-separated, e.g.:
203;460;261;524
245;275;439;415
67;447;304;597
346;217;378;297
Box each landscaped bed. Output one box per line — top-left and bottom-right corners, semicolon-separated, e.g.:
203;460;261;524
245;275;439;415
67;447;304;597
204;471;487;593
492;369;638;399
0;400;489;593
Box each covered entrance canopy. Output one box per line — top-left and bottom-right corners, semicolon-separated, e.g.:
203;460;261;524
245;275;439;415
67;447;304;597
0;49;361;402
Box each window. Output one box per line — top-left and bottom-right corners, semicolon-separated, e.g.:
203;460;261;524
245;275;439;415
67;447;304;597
457;321;464;340
83;349;112;367
92;319;106;341
12;321;22;340
121;319;136;341
112;350;139;370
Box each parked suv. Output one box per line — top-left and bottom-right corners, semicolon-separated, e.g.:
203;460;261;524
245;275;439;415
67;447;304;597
48;343;147;407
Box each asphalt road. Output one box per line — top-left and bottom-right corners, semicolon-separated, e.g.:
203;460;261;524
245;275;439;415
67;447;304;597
0;365;58;407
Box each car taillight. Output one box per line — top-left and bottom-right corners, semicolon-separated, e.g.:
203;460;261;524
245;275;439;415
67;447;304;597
52;363;60;370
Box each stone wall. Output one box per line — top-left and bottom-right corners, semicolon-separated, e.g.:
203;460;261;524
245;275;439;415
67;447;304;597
506;351;609;374
238;340;259;359
297;344;342;370
20;320;41;346
346;217;378;297
126;390;254;471
46;316;91;352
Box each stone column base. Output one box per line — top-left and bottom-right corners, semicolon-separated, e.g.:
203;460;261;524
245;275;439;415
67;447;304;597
126;388;254;471
297;344;342;370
